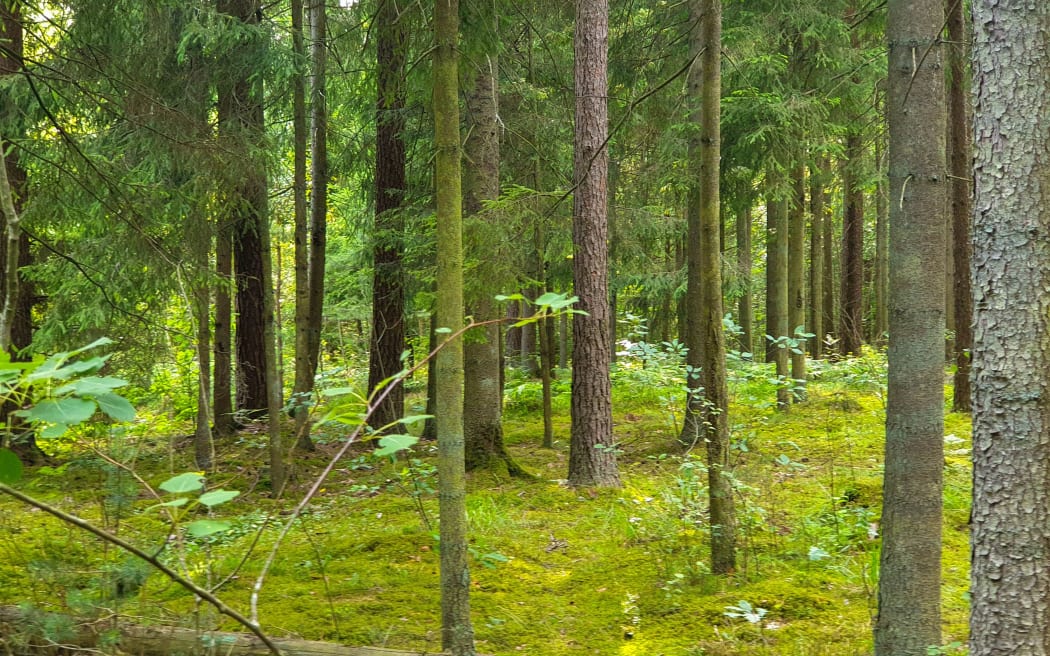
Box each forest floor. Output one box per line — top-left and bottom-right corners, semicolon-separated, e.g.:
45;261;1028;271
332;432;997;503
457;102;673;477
0;349;971;656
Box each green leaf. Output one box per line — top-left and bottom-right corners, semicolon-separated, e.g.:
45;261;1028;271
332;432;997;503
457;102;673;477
198;489;240;507
40;424;69;439
26;398;97;425
185;519;231;538
494;293;524;302
435;327;452;334
0;448;23;484
375;433;419;457
321;386;357;397
146;497;190;511
95;393;136;422
159;472;204;494
54;376;128;396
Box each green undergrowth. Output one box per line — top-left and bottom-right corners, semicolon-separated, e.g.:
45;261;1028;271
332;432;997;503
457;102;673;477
0;352;972;656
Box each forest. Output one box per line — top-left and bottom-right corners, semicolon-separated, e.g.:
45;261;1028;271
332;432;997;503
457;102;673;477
0;0;1043;655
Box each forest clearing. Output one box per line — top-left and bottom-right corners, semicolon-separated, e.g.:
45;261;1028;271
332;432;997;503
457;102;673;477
0;0;1045;655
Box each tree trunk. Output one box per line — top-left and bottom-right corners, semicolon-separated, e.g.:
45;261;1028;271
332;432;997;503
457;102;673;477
808;158;825;358
839;134;864;357
214;221;236;437
874;126;889;345
821;180;836;350
736;201;754;355
947;0;972;413
679;0;734;574
217;0;283;490
368;0;407;433
462;57;524;476
874;1;946;653
766;188;790;410
788;166;806;400
433;0;476;652
970;4;1050;655
569;0;620;489
0;5;42;464
291;0;312;446
193;284;213;470
305;0;328;423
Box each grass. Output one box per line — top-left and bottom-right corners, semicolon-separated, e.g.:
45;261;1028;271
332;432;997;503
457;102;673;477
0;348;971;656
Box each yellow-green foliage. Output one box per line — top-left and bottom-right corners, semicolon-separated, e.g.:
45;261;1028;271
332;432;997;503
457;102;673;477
0;355;971;656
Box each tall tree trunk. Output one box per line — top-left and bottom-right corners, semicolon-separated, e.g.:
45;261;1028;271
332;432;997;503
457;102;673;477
368;0;407;433
766;187;790;410
297;0;328;449
808;158;825;358
0;7;39;464
214;221;236;437
735;201;754;355
569;0;619;488
839;134;864;357
821;182;836;350
947;0;972;413
788;166;806;400
217;0;283;490
462;57;523;476
874;125;889;344
970;4;1050;654
608;158;619;363
291;0;311;445
433;1;475;653
679;0;734;574
874;1;946;653
193;285;213;469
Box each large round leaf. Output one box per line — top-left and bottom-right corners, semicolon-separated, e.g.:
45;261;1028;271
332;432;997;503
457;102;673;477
159;472;205;494
25;398;96;425
0;448;22;484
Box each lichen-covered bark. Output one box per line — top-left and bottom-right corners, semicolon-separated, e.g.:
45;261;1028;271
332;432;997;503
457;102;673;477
970;3;1050;655
874;1;945;653
569;0;619;488
432;1;475;653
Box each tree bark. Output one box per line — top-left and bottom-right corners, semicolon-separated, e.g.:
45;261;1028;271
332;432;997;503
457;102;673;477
568;0;619;488
291;0;312;445
736;200;754;355
305;0;328;423
679;0;734;574
808;158;825;358
947;0;972;413
766;188;790;410
821;179;836;350
788;166;806;399
433;0;476;652
214;220;236;437
368;0;407;435
874;1;946;653
874;124;889;345
970;3;1050;655
839;133;864;357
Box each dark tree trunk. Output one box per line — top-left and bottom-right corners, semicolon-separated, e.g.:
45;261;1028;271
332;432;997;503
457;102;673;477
839;133;865;357
874;125;889;345
874;0;946;653
788;166;806;399
808;158;825;358
764;193;779;364
970;4;1050;654
821;181;836;350
569;0;620;488
368;0;407;433
0;5;43;464
291;0;311;445
305;0;328;415
947;0;972;413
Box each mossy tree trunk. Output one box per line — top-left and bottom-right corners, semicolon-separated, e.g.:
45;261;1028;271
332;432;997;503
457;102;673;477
679;0;734;574
569;0;620;488
433;0;476;653
839;132;864;357
808;157;826;359
874;0;946;652
766;186;790;410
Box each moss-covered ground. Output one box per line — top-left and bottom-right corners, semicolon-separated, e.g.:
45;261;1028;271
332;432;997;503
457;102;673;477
0;350;970;655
